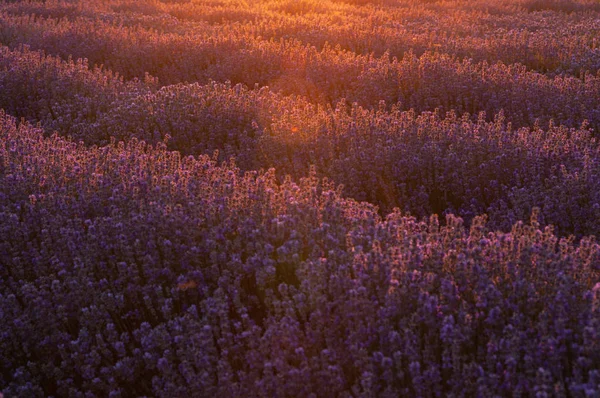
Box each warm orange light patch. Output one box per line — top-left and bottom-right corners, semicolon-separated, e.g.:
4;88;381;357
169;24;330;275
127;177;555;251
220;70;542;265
178;280;198;290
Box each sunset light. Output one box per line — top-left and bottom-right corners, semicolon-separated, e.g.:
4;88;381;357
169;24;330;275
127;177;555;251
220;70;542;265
1;0;600;396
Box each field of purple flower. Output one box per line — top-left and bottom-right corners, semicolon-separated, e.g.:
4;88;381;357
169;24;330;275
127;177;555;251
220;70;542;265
1;0;599;396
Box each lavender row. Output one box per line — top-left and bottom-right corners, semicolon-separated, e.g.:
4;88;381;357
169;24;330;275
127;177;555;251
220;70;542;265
1;11;599;132
1;45;599;237
1;114;599;396
2;0;600;76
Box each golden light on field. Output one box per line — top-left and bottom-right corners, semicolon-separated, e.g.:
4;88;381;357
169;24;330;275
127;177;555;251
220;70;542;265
2;0;600;395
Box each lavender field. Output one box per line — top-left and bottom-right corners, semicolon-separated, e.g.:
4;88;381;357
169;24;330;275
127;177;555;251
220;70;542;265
1;0;600;396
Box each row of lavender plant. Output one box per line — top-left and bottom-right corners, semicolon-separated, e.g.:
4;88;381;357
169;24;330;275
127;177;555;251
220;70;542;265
2;0;599;76
1;9;599;132
1;113;599;396
1;45;599;237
